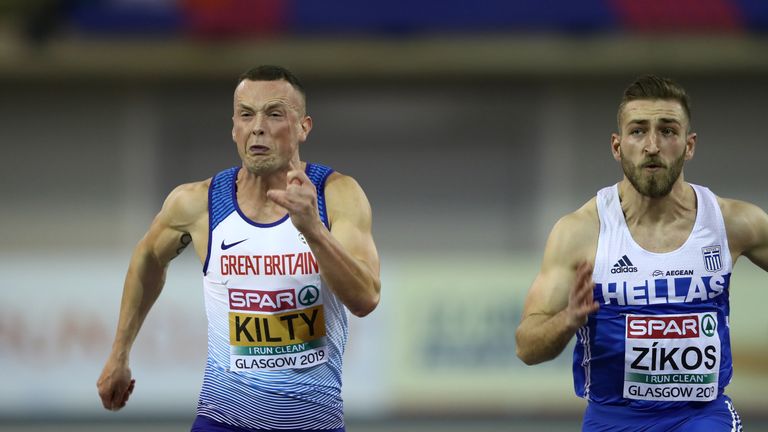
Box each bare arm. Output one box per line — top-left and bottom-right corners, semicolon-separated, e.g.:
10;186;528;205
721;198;768;271
267;165;381;317
97;182;207;410
312;174;380;316
515;202;599;365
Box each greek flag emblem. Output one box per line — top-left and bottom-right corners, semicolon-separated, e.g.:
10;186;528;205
702;245;722;272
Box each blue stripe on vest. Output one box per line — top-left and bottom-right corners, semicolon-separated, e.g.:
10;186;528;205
210;167;239;231
202;167;238;274
306;162;335;229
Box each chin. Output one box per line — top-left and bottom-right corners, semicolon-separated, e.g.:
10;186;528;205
244;162;277;175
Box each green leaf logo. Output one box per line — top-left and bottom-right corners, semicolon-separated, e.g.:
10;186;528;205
701;314;716;337
298;285;319;306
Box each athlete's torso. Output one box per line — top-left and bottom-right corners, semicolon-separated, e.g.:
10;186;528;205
197;164;348;430
574;183;733;410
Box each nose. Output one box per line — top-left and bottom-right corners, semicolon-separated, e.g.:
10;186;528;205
251;112;266;136
644;132;660;155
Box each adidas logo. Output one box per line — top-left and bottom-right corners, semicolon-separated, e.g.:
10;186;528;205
610;255;638;274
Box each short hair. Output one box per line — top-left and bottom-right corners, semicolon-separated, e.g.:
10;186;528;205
617;75;691;131
238;65;307;112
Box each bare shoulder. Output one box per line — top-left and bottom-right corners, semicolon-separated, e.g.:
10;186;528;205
718;196;765;221
560;197;599;230
717;196;768;255
542;197;599;269
159;179;210;230
324;171;371;221
325;171;365;197
549;198;599;252
523;198;599;316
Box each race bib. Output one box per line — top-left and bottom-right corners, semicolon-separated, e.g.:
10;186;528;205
227;285;328;371
624;313;720;401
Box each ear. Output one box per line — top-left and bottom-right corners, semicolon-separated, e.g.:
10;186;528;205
298;115;313;143
231;116;236;142
685;132;696;160
611;133;622;161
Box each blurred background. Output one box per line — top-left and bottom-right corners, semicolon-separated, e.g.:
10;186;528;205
1;1;768;431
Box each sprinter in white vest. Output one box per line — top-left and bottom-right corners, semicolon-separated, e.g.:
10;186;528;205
97;65;381;432
516;75;768;431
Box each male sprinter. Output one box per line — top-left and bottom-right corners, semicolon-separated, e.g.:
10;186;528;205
97;65;381;432
516;75;768;431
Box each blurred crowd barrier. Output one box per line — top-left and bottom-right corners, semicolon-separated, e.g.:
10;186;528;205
1;252;766;419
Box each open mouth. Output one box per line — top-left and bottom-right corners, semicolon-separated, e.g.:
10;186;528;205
248;144;269;154
642;161;664;170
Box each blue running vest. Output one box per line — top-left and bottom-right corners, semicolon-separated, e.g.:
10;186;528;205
574;183;733;410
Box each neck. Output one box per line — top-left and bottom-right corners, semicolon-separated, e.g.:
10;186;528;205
618;177;695;224
238;160;305;197
238;167;288;197
234;161;305;223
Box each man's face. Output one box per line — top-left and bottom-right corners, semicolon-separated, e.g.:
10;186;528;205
612;99;696;198
231;79;311;175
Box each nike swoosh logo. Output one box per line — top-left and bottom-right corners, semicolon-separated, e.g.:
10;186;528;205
221;239;248;250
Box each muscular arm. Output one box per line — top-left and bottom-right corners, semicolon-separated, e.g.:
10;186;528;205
312;174;381;317
721;198;768;271
268;167;381;317
97;182;207;410
515;202;600;365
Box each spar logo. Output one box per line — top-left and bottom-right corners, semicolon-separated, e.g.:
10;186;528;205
229;288;296;312
627;314;717;339
627;315;700;339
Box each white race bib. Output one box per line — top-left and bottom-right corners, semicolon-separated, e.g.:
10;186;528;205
227;285;328;372
623;313;720;401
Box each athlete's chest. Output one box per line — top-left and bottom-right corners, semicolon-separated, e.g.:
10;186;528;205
210;214;320;283
595;225;730;308
624;220;695;253
205;213;332;373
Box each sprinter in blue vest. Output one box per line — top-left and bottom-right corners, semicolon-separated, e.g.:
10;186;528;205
516;75;767;432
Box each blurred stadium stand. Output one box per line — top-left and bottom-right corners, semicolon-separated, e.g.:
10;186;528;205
1;0;768;81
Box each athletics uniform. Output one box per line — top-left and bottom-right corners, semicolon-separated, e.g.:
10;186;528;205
575;184;743;432
192;164;348;432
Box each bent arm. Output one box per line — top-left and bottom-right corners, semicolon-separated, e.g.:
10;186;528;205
97;183;206;410
308;175;381;317
516;264;596;365
515;206;599;365
109;228;181;364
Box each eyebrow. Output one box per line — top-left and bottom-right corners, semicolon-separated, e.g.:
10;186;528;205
657;118;682;125
264;102;290;111
626;118;682;126
235;101;295;112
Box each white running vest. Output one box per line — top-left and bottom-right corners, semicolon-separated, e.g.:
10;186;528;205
197;164;348;430
574;183;733;410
